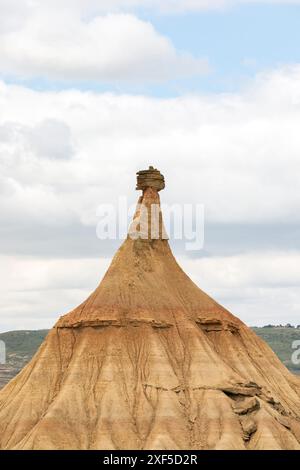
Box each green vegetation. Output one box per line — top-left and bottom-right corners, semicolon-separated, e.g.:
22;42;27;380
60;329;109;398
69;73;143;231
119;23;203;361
0;330;49;389
0;330;49;359
253;327;300;374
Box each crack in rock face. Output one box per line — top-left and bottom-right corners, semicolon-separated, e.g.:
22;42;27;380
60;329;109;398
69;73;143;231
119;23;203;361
232;397;260;415
0;168;300;450
241;417;258;441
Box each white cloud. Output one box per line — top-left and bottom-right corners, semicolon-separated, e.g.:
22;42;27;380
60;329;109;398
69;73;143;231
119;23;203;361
0;255;109;292
180;252;300;289
0;255;110;331
1;65;300;227
0;10;208;82
0;252;299;331
0;0;32;34
0;119;73;160
4;0;300;16
179;252;300;326
1;65;300;328
1;0;300;34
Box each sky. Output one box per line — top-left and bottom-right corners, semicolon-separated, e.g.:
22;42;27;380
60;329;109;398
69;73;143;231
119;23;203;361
0;0;300;331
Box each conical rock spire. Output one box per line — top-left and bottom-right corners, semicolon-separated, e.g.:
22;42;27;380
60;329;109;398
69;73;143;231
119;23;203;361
0;168;299;450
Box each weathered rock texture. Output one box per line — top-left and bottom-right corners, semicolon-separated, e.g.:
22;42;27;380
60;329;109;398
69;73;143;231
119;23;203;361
136;166;165;192
0;169;299;450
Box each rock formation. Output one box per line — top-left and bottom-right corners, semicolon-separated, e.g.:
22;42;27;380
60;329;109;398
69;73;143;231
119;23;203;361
136;166;165;192
0;167;299;450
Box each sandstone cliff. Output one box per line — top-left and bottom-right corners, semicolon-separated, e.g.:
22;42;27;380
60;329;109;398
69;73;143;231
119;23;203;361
0;168;299;450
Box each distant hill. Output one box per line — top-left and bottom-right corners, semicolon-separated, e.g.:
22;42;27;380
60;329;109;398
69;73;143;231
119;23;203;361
0;327;299;389
0;330;48;389
0;329;49;357
252;327;300;374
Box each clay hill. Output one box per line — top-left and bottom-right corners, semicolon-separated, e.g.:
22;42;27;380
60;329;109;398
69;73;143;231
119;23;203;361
0;167;300;450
